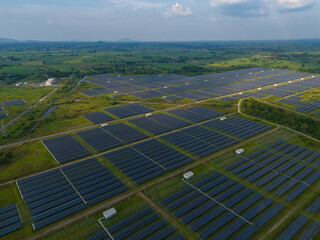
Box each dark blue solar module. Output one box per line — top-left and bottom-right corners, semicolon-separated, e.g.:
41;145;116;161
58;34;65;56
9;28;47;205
203;116;272;139
82;111;114;124
76;128;123;152
129;116;172;135
277;215;309;240
103;103;153;119
306;196;320;214
3;100;26;107
104;146;167;184
149;113;190;129
129;90;163;99
133;139;194;170
159;171;282;239
87;207;183;240
0;105;3;111
0;204;22;237
167;107;223;123
61;158;128;205
0;112;8;118
16;169;86;230
102;123;148;143
42;135;91;164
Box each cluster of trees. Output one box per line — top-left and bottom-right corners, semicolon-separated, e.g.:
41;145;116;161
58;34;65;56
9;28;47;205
241;99;320;139
0;150;13;165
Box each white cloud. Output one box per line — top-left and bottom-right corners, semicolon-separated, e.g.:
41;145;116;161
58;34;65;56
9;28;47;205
164;3;192;17
210;0;247;8
272;0;315;10
110;0;165;9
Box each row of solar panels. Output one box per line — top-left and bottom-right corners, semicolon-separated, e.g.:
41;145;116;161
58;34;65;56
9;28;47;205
80;68;289;98
0;204;22;237
16;158;128;230
159;171;284;240
225;140;320;202
43;106;225;163
86;207;184;240
0;100;26;119
82;103;154;124
278;97;320;113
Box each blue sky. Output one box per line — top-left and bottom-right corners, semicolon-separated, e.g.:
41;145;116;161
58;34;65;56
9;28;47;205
0;0;319;41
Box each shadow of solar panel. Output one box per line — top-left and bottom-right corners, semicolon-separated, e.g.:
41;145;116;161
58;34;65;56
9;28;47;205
62;158;128;205
76;128;123;152
82;111;114;124
102;123;148;143
17;169;86;230
3;100;26;107
103;147;168;184
42;135;91;164
0;204;23;237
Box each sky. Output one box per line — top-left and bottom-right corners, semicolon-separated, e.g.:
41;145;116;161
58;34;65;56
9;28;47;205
0;0;319;41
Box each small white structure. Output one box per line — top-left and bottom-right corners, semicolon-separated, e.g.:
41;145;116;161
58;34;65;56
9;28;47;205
164;86;168;88
183;171;194;180
114;91;119;94
101;123;108;127
288;81;292;83
236;148;244;155
103;208;117;219
274;84;278;86
258;88;262;90
220;117;226;121
162;96;167;99
45;78;55;86
186;83;189;85
15;82;23;86
301;78;304;80
146;113;152;116
239;92;243;95
205;80;208;82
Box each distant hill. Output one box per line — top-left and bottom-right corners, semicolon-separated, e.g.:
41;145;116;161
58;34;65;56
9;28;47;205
0;38;19;43
116;38;135;42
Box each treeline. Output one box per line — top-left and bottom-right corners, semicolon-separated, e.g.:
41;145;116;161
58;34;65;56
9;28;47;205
241;99;320;139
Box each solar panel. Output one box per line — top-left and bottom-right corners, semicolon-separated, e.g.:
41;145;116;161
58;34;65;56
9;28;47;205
61;158;128;205
42;135;91;164
16;169;86;229
129;116;172;135
0;112;8;118
82;111;114;124
0;204;23;237
102;123;148;143
3;100;26;107
76;128;123;152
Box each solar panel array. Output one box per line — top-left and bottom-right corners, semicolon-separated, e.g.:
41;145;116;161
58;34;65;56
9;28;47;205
0;112;8;118
16;169;87;230
224;140;320;201
102;123;148;143
277;215;320;240
0;204;22;237
3;99;27;107
81;68;311;101
104;139;194;184
17;159;128;229
167;107;223;123
159;171;284;240
203;116;272;139
86;207;184;240
76;128;122;152
278;97;320;113
103;103;154;119
161;125;238;158
61;158;128;205
82;111;114;124
42;135;91;164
